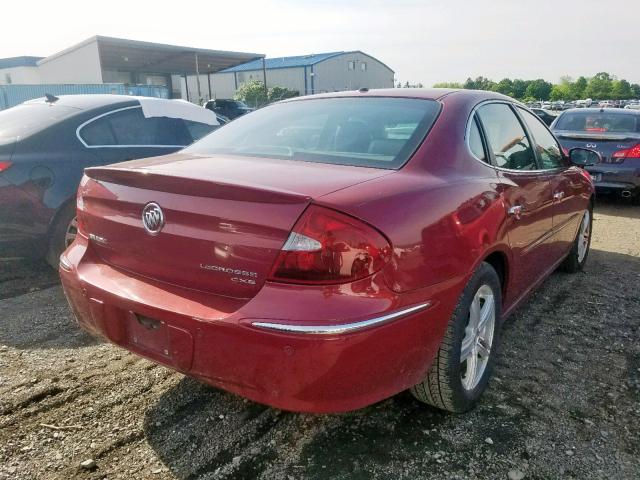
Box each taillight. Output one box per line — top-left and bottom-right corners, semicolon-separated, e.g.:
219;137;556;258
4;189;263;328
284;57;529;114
0;161;12;172
269;205;392;285
76;175;89;236
612;143;640;162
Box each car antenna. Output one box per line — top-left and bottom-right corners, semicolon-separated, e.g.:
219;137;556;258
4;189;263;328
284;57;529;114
45;93;59;104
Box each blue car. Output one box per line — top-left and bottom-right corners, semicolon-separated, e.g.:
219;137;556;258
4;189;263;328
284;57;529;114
551;108;640;203
0;94;221;266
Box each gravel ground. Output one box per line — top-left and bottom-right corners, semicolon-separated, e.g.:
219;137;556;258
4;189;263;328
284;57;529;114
1;198;639;480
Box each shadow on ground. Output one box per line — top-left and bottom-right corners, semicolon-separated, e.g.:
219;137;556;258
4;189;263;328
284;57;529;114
593;194;640;219
143;248;640;479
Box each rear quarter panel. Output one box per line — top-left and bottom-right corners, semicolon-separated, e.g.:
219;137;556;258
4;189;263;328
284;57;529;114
318;170;509;294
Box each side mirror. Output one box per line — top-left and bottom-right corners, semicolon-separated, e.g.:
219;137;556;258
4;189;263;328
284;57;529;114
569;148;601;167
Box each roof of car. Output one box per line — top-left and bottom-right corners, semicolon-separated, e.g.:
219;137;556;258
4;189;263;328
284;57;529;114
24;94;140;110
283;88;514;103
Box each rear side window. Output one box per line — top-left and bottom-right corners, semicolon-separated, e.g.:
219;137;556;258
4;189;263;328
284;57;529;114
518;108;564;169
185;97;441;169
477;103;536;170
468;117;487;163
555;111;639;133
80;107;193;147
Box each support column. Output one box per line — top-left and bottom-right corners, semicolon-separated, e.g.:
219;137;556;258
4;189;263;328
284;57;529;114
195;52;201;103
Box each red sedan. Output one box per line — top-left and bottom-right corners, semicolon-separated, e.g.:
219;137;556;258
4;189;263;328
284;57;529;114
60;89;598;413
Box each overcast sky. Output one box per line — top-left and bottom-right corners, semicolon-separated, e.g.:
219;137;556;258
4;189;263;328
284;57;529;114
2;0;638;86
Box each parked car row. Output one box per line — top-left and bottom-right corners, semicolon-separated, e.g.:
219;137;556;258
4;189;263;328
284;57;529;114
530;107;557;126
529;99;640;111
0;95;221;266
204;98;254;120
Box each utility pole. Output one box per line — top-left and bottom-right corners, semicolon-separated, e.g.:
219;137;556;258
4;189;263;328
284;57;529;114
262;57;268;102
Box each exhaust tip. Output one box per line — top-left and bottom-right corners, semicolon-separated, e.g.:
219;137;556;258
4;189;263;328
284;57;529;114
621;190;632;198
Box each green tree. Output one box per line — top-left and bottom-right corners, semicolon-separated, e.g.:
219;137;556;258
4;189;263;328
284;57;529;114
569;76;588;99
550;76;574;101
433;82;463;88
511;79;530;99
550;84;570;101
463;77;477;90
268;86;299;102
234;80;268;107
585;72;613;99
611;79;633;100
463;76;497;91
525;79;553;100
632;83;640;98
495;78;514;97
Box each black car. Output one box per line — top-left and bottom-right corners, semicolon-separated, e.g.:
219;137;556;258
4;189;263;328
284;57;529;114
531;108;557;126
551;108;640;202
0;94;220;266
204;99;254;119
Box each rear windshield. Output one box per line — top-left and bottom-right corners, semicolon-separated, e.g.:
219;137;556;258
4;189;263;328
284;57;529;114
0;103;79;141
185;97;440;169
555;111;640;133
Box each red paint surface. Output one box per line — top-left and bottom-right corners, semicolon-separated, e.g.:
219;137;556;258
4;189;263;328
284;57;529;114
60;89;593;412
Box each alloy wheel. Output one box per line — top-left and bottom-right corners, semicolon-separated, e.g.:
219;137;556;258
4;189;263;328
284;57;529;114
65;216;79;248
460;284;495;391
577;210;591;263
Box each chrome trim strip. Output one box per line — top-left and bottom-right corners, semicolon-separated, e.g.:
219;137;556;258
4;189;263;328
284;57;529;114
75;105;187;149
251;303;430;335
59;255;72;271
465;99;568;174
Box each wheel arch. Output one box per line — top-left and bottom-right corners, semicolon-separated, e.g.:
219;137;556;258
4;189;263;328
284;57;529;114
481;250;509;300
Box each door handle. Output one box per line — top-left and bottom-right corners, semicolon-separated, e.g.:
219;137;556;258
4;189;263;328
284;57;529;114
508;205;524;219
553;191;565;200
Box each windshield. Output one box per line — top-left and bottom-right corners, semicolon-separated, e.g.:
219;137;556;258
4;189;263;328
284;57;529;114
185;97;440;169
0;103;79;142
555;111;640;134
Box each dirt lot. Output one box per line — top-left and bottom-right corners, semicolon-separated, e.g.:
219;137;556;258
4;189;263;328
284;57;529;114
1;198;639;480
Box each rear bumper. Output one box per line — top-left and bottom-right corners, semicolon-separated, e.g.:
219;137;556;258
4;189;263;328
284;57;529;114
60;236;458;413
587;164;640;194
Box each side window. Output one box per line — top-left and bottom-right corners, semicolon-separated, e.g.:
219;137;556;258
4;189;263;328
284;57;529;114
477;103;536;170
155;117;192;145
518;108;565;169
468;116;487;163
80;117;116;145
108;108;158;145
184;120;216;142
80;107;192;147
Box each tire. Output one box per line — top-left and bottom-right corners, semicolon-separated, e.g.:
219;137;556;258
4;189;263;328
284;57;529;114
410;262;502;413
560;203;592;273
45;203;78;269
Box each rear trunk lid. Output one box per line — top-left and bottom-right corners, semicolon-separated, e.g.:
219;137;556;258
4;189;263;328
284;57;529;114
554;131;640;163
80;153;391;299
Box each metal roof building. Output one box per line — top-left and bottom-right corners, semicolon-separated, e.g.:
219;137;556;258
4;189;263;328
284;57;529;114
0;36;264;101
210;51;395;99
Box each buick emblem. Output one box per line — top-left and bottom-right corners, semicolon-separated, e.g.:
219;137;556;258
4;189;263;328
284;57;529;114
142;202;165;235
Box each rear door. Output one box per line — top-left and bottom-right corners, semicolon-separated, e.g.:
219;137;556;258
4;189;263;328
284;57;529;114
476;102;554;304
517;107;585;258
